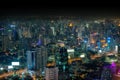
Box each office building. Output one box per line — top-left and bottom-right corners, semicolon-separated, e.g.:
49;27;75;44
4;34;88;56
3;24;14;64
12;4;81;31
35;47;48;75
26;50;36;70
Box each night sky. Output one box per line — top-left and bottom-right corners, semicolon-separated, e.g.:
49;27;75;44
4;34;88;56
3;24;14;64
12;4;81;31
0;2;120;18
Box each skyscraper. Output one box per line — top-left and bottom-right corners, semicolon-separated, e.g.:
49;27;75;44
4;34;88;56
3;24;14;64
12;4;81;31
26;46;48;75
58;47;69;80
26;50;36;70
35;46;48;75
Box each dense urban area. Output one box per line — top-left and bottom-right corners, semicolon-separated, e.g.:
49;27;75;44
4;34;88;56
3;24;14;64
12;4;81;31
0;16;120;80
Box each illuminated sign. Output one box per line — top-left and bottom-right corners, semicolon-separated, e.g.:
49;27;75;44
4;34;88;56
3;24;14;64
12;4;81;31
12;62;20;66
8;65;13;69
67;49;74;52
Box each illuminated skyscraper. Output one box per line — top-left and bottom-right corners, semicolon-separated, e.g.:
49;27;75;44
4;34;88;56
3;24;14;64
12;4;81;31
35;47;48;75
26;50;36;70
27;46;48;75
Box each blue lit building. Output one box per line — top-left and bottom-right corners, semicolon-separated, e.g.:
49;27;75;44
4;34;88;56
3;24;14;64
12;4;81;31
26;50;36;70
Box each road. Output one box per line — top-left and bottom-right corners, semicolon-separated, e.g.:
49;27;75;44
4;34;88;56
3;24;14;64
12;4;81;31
0;69;26;79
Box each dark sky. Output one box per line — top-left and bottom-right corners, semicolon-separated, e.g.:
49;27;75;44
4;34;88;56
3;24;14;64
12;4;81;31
0;2;120;18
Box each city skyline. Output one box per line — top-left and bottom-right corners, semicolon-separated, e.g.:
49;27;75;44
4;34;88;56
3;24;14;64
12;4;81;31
0;3;120;79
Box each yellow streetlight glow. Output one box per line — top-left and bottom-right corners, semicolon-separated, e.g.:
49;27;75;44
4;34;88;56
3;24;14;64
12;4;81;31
69;23;73;27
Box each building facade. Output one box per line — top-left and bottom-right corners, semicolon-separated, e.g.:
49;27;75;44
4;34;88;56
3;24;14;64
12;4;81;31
35;47;48;75
26;46;48;75
45;67;58;80
26;50;36;70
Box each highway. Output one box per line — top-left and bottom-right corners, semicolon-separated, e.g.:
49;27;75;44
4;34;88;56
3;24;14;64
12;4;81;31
0;69;26;79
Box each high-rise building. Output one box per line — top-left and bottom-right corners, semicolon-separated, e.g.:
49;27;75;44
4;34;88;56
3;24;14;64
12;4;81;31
59;47;68;71
26;46;48;75
45;67;58;80
1;32;9;51
26;50;36;70
35;46;48;75
58;47;69;80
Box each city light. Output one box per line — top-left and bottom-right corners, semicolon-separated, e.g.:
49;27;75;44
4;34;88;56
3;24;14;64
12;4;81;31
84;40;87;43
117;70;120;75
115;45;118;53
8;65;13;69
0;67;3;70
48;55;55;61
111;59;117;62
101;39;106;43
68;55;71;59
67;49;74;53
69;22;73;27
98;50;102;53
80;54;85;58
12;62;20;66
63;65;66;71
59;43;65;47
83;38;88;43
10;24;16;28
86;23;89;28
107;40;111;43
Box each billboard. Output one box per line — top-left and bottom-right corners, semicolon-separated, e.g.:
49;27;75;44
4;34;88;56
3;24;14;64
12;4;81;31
67;49;74;53
8;65;13;69
12;62;20;66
